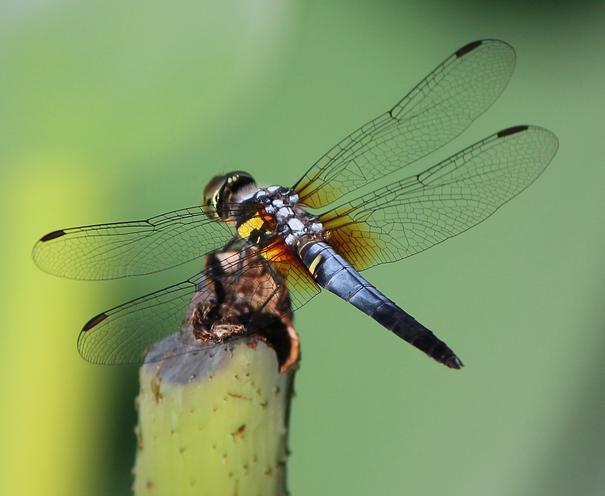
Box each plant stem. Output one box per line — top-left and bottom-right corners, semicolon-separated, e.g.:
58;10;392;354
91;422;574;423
133;249;299;495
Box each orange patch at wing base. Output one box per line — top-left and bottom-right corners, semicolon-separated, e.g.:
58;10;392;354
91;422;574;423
294;178;342;210
262;239;313;281
260;239;320;309
320;211;385;272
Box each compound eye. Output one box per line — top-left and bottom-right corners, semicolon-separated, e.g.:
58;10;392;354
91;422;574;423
203;175;227;208
205;191;220;207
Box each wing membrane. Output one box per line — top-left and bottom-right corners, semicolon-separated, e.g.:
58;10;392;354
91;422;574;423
33;205;235;280
293;39;516;208
320;126;558;271
77;244;319;365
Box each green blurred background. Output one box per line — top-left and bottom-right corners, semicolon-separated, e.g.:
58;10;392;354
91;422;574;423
2;1;604;495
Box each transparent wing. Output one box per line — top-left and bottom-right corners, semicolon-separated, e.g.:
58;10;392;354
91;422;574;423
33;205;237;280
320;126;558;271
293;39;516;209
77;244;319;365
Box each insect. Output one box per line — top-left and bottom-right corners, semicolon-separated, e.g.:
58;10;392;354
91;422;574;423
33;39;558;369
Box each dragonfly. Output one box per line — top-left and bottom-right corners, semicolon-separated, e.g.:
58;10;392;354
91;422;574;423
33;39;558;369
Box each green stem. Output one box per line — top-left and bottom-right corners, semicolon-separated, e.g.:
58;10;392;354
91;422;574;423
133;335;296;496
133;247;299;495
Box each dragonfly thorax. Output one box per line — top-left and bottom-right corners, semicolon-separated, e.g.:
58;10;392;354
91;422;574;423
243;185;324;247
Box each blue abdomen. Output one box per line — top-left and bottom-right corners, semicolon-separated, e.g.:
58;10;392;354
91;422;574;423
299;241;462;369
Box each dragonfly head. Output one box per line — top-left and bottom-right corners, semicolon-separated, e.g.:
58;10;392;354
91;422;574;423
203;171;257;220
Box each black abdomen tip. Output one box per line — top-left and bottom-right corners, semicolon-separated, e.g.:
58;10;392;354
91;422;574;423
444;354;464;370
82;313;108;332
497;125;529;138
432;343;464;369
40;229;66;242
455;40;482;58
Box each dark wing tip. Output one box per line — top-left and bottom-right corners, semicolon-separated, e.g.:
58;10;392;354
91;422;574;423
497;125;529;138
82;312;108;332
455;40;483;58
40;229;66;242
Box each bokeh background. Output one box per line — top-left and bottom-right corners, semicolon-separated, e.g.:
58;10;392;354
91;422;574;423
2;1;604;495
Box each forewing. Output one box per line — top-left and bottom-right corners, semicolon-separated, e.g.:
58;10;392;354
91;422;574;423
320;126;558;271
293;40;516;208
33;205;234;280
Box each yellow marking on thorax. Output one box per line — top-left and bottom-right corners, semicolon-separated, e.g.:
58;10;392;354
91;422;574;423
308;254;323;276
237;215;265;240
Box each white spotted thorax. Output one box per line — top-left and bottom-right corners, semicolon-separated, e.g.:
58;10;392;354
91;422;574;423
253;185;323;247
